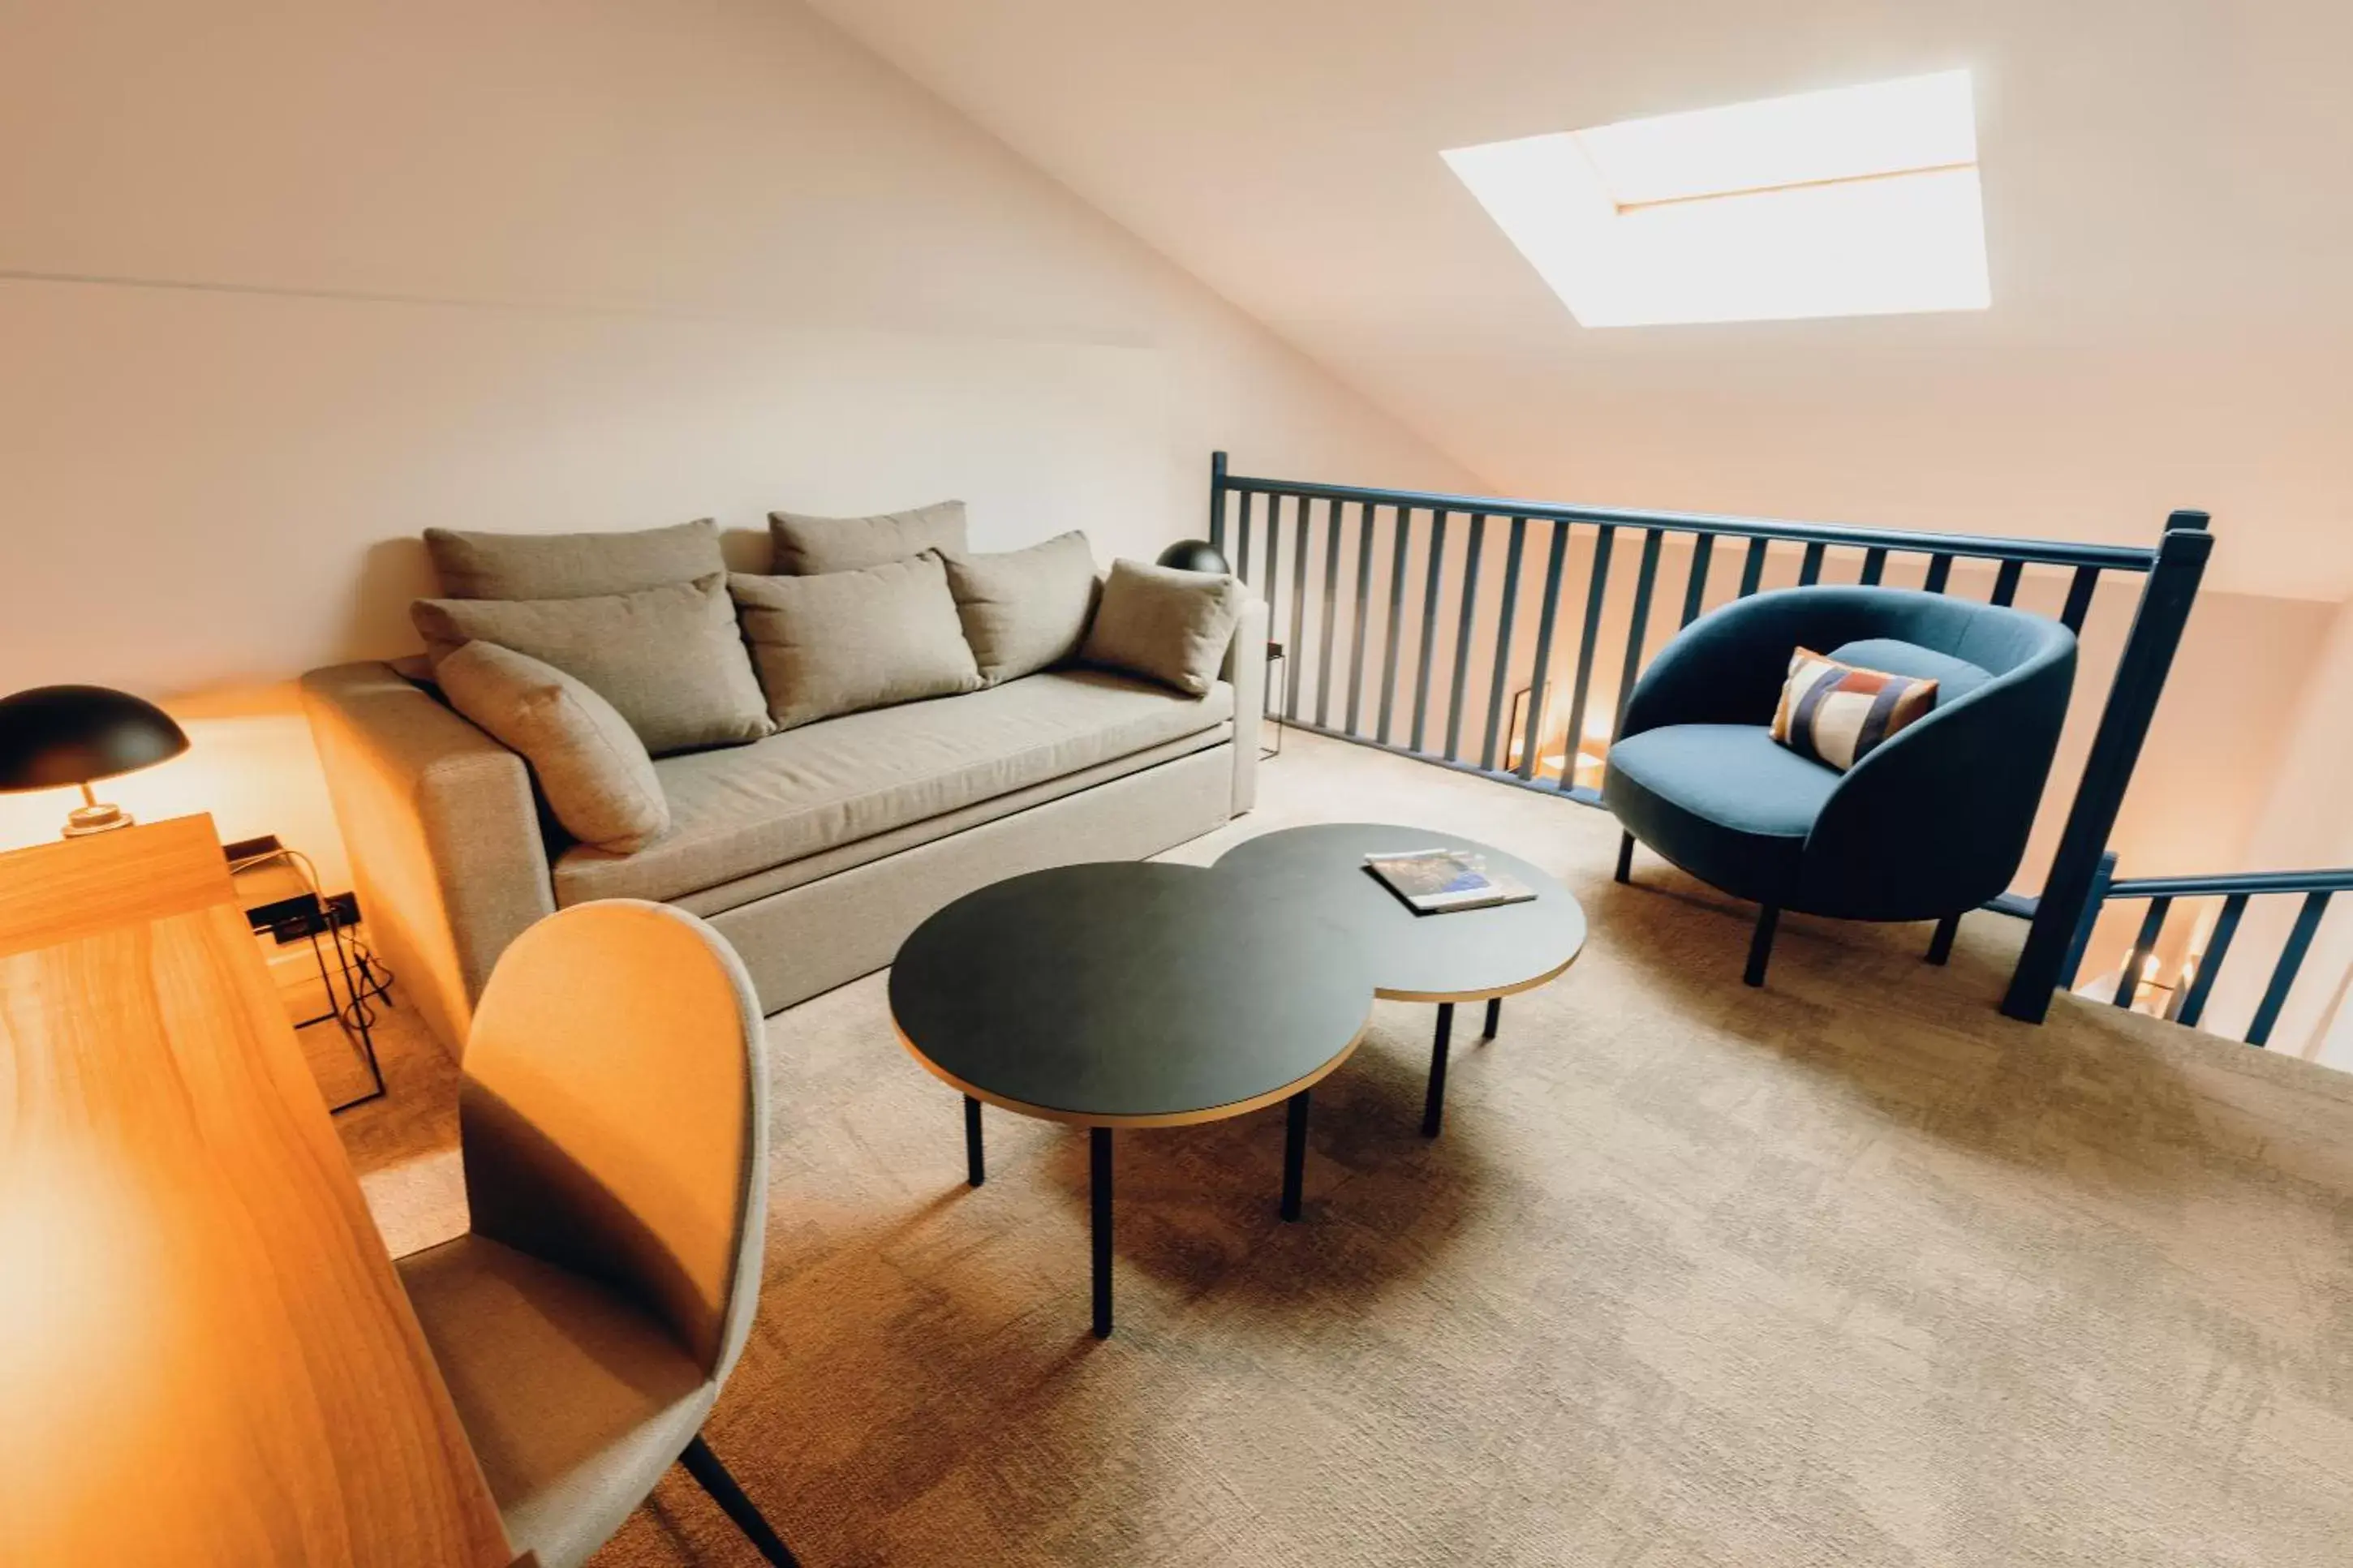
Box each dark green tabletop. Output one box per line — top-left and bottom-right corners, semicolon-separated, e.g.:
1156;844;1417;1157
889;861;1374;1125
1214;823;1587;1002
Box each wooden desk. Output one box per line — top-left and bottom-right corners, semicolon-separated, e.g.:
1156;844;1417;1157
0;816;514;1568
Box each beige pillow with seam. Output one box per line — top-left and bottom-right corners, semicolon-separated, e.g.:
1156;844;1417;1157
436;641;671;854
424;518;723;599
940;531;1099;686
1080;559;1244;697
729;552;983;731
768;500;966;574
412;573;772;755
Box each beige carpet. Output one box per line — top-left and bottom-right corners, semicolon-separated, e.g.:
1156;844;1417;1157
342;730;2353;1567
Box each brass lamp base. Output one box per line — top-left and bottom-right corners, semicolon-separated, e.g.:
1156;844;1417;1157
63;799;135;838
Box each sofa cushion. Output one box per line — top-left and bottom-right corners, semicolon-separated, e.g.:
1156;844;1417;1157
424;519;724;600
553;670;1233;907
768;501;966;575
1602;724;1841;905
729;556;983;732
940;531;1099;686
436;641;671;853
1081;559;1244;696
413;574;774;756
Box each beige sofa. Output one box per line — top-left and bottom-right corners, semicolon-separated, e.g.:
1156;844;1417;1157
303;600;1267;1053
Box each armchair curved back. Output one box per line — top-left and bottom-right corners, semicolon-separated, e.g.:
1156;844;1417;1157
457;900;772;1382
1620;586;2076;920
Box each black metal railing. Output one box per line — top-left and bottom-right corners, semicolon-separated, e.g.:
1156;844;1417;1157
2063;852;2352;1046
1207;452;2214;1024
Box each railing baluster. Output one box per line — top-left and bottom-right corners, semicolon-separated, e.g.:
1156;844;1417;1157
1263;495;1284;657
1235;489;1256;586
1377;508;1410;744
1481;517;1528;771
1518;522;1570;780
1613;527;1663;740
1314;496;1344;729
1410;512;1448;753
1555;526;1616;793
1679;534;1714;627
2247;890;2332;1047
1210;451;1228;554
1991;559;2024;607
1798;541;1827;586
1737;536;1768;597
1286;495;1312;720
2173;893;2246;1029
1859;546;1887;586
1923;553;1955;595
2060;565;2100;633
2061;848;2120;987
1442;514;1488;762
2113;896;2172;1011
1344;502;1374;735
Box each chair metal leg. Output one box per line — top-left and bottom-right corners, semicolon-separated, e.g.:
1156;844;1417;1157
964;1094;984;1187
1615;831;1635;885
1744;905;1780;988
1926;913;1960;966
680;1433;800;1567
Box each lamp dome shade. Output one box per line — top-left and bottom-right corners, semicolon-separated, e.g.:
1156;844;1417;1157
0;685;191;793
1155;539;1232;576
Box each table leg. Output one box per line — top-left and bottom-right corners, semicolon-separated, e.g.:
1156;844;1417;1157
1422;1002;1453;1138
1090;1126;1114;1338
963;1095;984;1188
1482;996;1501;1038
1280;1089;1310;1221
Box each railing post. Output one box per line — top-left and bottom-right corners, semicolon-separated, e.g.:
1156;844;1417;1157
1208;450;1229;555
2002;512;2213;1022
2059;849;2119;990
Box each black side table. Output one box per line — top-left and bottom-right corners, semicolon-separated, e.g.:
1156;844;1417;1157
890;862;1370;1338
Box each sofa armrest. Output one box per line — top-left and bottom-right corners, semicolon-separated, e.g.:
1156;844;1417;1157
1223;597;1270;814
299;662;557;1056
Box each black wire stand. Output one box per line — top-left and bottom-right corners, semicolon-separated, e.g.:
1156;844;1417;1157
229;844;392;1114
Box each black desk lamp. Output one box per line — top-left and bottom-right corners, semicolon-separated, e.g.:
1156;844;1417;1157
0;685;191;837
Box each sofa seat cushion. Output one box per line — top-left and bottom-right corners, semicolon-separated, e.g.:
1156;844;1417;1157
553;670;1233;907
1602;724;1842;905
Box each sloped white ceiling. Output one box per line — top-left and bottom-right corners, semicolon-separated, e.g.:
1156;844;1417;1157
812;0;2353;597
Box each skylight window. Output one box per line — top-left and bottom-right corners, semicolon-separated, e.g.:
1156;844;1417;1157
1442;71;1990;329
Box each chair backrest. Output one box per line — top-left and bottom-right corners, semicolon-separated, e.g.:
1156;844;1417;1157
457;900;769;1382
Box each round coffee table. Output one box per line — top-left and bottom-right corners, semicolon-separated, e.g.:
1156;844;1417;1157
1215;823;1588;1136
888;861;1372;1338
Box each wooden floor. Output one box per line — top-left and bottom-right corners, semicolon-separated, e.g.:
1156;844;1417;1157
339;728;2353;1567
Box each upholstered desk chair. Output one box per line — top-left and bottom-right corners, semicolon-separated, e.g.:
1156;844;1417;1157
1603;586;2076;986
397;900;798;1567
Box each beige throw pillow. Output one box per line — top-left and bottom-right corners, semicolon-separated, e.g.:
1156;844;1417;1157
940;531;1099;686
412;574;773;755
768;500;966;575
436;641;671;853
730;553;983;731
424;518;724;599
1080;559;1244;697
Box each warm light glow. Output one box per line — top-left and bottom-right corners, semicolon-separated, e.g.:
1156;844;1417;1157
1443;70;1990;328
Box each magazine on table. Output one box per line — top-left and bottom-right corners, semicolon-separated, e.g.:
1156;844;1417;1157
1361;848;1536;916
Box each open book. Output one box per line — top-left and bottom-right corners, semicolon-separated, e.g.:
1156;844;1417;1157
1362;848;1537;916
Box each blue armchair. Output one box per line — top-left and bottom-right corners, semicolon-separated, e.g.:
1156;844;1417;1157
1602;586;2077;986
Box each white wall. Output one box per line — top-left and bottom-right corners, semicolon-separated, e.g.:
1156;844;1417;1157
0;0;1481;882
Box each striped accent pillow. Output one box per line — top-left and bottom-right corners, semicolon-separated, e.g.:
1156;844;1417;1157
1770;647;1938;771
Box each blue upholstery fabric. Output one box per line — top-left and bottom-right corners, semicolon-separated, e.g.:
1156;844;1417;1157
1605;726;1839;905
1604;586;2076;924
1823;638;1991;702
